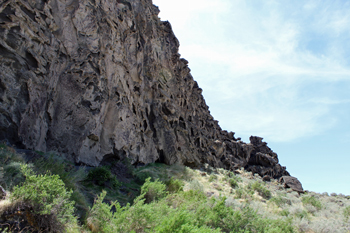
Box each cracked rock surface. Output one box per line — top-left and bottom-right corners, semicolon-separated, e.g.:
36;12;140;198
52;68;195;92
0;0;295;181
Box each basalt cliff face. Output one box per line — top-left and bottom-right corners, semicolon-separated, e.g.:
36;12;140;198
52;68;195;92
0;0;292;179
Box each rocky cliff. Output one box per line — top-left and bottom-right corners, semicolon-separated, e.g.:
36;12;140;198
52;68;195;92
0;0;292;179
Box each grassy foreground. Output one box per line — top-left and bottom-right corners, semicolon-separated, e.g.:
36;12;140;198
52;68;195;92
0;143;350;232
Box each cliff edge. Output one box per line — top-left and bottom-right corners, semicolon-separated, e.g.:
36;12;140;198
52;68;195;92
0;0;295;181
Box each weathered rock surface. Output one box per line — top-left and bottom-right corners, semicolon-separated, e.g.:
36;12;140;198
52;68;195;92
0;0;296;181
279;176;304;193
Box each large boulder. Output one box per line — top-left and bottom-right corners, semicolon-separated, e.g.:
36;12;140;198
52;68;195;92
245;136;290;178
279;176;304;193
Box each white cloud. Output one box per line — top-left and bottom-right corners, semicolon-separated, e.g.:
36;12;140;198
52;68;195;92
309;98;350;105
153;0;350;142
154;0;230;29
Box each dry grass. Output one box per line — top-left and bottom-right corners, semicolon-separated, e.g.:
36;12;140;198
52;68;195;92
0;195;18;215
1;143;350;232
167;164;350;233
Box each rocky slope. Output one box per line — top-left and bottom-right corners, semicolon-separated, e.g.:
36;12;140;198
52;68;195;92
0;0;295;180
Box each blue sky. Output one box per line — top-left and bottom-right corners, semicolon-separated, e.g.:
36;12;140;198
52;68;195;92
153;0;350;195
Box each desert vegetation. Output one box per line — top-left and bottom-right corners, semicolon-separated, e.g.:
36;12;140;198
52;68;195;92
0;143;350;232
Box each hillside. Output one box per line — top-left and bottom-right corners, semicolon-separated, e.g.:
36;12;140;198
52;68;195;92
1;0;339;232
0;144;349;232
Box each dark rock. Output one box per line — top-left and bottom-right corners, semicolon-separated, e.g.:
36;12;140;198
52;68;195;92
279;176;304;193
245;136;290;178
262;175;271;182
206;191;215;197
0;0;292;180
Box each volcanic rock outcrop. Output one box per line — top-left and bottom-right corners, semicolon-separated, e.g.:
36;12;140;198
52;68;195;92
0;0;293;180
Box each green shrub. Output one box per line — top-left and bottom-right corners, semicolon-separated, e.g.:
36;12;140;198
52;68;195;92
208;174;217;182
229;178;238;188
0;144;18;163
34;155;90;220
132;162;175;185
86;167;120;188
249;181;272;199
166;177;184;193
343;206;350;220
86;178;295;233
159;222;221;233
235;187;248;199
229;172;242;180
280;209;290;216
2;161;26;189
253;217;295;233
295;209;309;219
154;209;222;233
235;188;243;199
270;194;292;207
0;144;27;189
141;177;167;203
87;167;111;185
188;179;204;192
301;195;322;210
87;190;118;232
34;155;73;183
11;165;76;232
133;170;153;184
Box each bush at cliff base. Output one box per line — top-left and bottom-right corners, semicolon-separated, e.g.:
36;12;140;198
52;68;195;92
10;164;77;232
87;178;294;233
